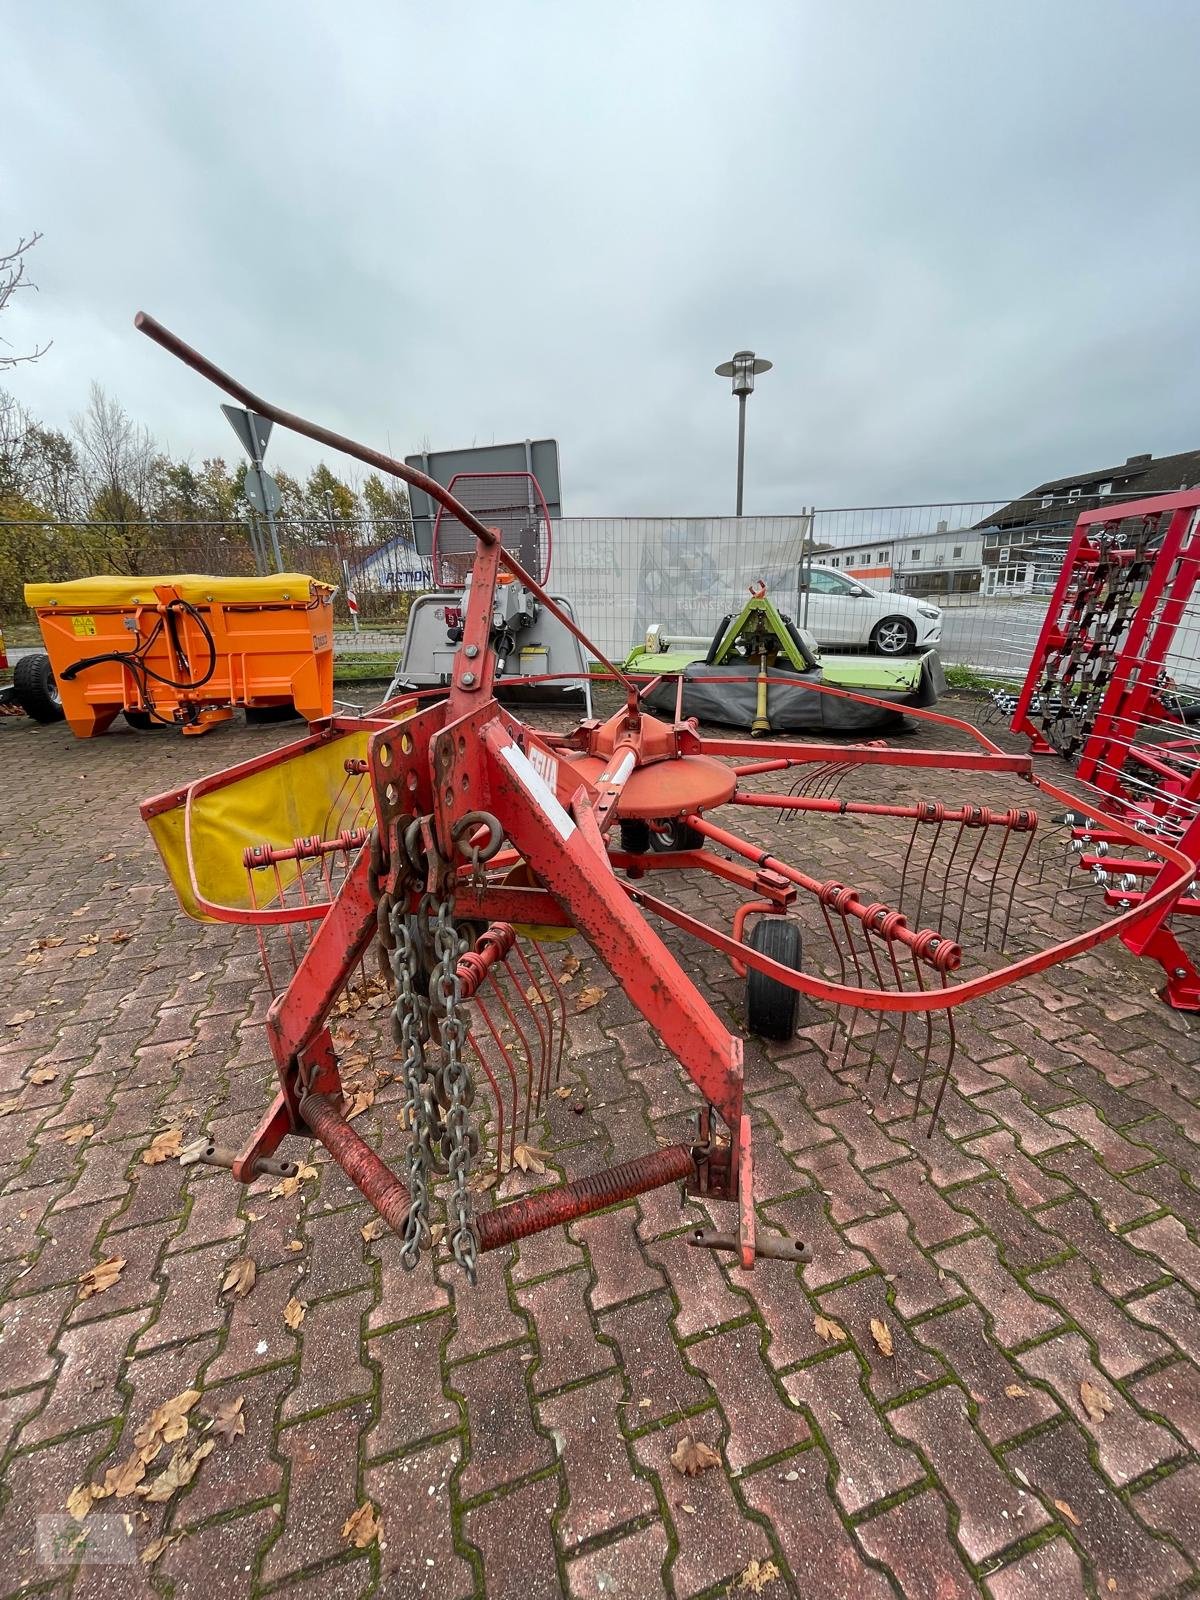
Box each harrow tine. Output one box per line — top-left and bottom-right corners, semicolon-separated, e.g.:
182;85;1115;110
884;938;911;1090
927;972;958;1134
468;987;519;1173
898;816;921;909
529;935;567;1087
998;826;1038;954
485;966;536;1142
912;816;944;928
509;940;552;1115
953;824;990;944
819;900;851;1060
982;825;1013;950
935;819;967;930
466;1030;506;1182
908;951;936;1123
838;911;869;1073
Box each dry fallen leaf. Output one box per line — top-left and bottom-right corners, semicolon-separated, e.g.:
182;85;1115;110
735;1558;781;1594
142;1128;183;1166
210;1396;246;1443
36;935;67;949
283;1297;307;1330
5;1009;36;1026
28;1066;58;1085
74;945;98;959
552;1085;572;1100
560;952;581;978
135;1389;202;1455
870;1318;894;1358
361;1216;387;1242
297;1162;318;1181
286;1238;305;1253
187;971;205;983
140;1532;181;1566
59;1121;95;1146
139;1439;214;1503
575;985;604;1012
0;1096;23;1117
523;985;546;1006
1080;1379;1114;1423
344;1086;374;1120
101;1450;147;1498
670;1436;722;1478
220;1255;256;1298
1053;1497;1081;1527
271;1174;302;1199
512;1143;551;1175
813;1314;846;1344
1005;1384;1029;1398
66;1483;98;1521
110;929;133;944
467;1167;500;1194
98;852;116;864
342;1502;381;1549
78;1255;125;1299
1106;1581;1117;1593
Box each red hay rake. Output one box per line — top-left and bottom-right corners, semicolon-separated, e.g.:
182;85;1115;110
135;313;1198;1279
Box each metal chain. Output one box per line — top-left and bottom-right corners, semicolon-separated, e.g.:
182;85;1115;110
389;895;437;1269
430;895;478;1281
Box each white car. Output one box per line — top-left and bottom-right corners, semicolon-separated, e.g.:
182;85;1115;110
797;565;942;655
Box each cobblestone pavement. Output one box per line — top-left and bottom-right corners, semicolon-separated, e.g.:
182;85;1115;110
1;699;1198;1599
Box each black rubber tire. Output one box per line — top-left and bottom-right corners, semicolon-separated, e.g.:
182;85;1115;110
746;919;803;1041
619;818;652;853
649;819;705;852
122;709;166;731
870;616;917;656
12;652;64;723
245;702;301;725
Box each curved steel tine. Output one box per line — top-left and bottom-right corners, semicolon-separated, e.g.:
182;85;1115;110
998;826;1037;953
982;825;1013;950
510;940;552;1112
859;912;892;1093
819;900;850;1060
927;972;957;1134
884;938;911;1090
529;935;567;1087
486;965;536;1141
468;988;519;1172
913;819;944;928
838;911;868;1073
953;822;991;944
935;819;967;931
898;816;921;910
466;1030;505;1181
908;951;935;1120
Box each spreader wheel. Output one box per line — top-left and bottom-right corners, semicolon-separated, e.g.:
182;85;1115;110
619;818;652;853
650;819;705;852
12;652;64;723
745;918;803;1041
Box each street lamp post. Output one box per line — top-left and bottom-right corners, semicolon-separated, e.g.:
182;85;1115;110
715;350;772;516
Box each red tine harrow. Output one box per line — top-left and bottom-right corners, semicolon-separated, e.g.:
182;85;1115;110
135;313;1198;1281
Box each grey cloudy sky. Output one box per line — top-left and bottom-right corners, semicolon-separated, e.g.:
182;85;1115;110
5;1;1200;514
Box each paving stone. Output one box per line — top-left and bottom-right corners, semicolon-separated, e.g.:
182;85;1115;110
641;1229;750;1338
1130;1356;1200;1456
179;1363;292;1524
0;1283;75;1394
1046;1102;1155;1173
804;1136;891;1224
758;1190;872;1290
366;1438;474;1600
566;1519;669;1600
368;1310;458;1459
872;1157;974;1246
454;1340;554;1499
441;1247;525;1361
890;1384;1048;1560
0;1430;105;1595
1032;1196;1165;1298
965;1128;1071;1208
935;1233;1062;1349
570;1206;664;1311
632;1424;773;1598
511;1215;586;1283
1131;1458;1200;1570
1030;1257;1170;1380
518;1267;615;1394
741;1449;894;1596
261;1401;371;1584
206;1256;305;1383
1036;1143;1158;1228
950;1177;1063;1272
846;1210;956;1317
1006;1421;1189;1595
687;1321;809;1471
461;1472;562;1600
281;1286;373;1419
854;1489;978;1600
816;1099;910;1171
20;1305;149;1446
136;1235;233;1351
984;1535;1089;1600
1123;1213;1200;1292
538;1369;657;1548
819;1275;943;1402
598;1292;711;1423
970;1086;1074;1156
159;1505;276;1598
784;1349;922;1514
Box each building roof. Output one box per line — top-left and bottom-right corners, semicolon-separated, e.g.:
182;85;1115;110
975;448;1200;536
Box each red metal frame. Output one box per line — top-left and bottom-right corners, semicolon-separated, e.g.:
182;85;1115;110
134;312;1200;1273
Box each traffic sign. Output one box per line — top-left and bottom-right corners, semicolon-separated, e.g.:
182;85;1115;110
244;465;282;515
222;404;274;463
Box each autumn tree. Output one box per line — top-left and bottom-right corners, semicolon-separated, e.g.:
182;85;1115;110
0;234;50;370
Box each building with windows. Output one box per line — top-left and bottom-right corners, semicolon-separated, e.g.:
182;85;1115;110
828;526;982;595
974;448;1200;595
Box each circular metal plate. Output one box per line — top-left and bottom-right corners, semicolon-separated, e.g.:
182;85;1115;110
562;753;735;820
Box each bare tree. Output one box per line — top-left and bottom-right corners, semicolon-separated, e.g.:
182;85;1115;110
0;234;51;369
